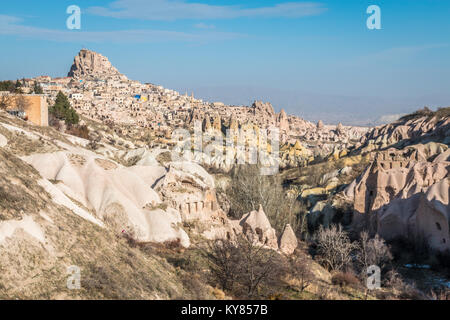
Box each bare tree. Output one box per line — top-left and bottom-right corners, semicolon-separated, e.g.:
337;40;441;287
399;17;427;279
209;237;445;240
237;234;281;298
429;288;450;301
287;253;314;292
357;231;371;274
226;164;305;234
14;95;28;112
201;234;282;298
200;239;241;291
315;225;357;272
0;95;11;110
357;231;393;275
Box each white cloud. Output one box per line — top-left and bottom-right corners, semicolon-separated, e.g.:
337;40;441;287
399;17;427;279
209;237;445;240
0;14;242;43
0;14;21;25
87;0;327;21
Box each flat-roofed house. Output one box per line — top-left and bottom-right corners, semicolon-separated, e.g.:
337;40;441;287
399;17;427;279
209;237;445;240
4;94;48;126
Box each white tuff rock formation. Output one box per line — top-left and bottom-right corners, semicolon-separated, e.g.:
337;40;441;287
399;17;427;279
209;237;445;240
0;134;7;147
279;224;298;255
345;143;450;252
239;204;279;250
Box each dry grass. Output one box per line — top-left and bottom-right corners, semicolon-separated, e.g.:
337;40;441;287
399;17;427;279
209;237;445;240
156;151;172;165
0;149;48;220
331;272;360;289
399;106;450;122
0;145;213;299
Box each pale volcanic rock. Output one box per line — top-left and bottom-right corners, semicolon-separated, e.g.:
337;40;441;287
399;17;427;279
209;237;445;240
279;140;313;167
376;178;449;252
150;160;239;243
188;107;204;125
143;208;190;247
128;165;167;188
320;166;352;185
252;100;275;118
38;49;370;166
203;114;212;132
433;147;450;163
229;115;239;131
124;148;160;167
68;49;125;80
317;120;324;130
357;113;450;153
0;215;45;245
0;134;7;147
62;49;370;169
239;204;278;250
156;161;215;191
277;109;289;133
212;114;221;131
38;178;105;228
154;161;221;223
279;224;298;255
347;143;450;252
22;150;190;246
308;201;337;229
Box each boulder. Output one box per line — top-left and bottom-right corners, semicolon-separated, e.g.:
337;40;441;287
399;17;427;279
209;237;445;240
240;205;278;249
279;224;298;255
308;201;336;229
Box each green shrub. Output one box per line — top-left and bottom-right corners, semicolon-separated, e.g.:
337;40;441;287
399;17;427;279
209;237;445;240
49;91;79;126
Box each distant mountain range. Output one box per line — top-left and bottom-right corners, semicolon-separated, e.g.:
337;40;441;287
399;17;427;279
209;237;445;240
174;84;450;126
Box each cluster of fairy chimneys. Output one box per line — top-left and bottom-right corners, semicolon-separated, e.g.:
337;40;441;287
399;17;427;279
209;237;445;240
189;115;262;136
191;112;248;132
201;114;222;132
188;100;289;134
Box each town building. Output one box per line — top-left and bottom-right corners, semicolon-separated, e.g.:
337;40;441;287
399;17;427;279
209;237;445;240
2;93;48;126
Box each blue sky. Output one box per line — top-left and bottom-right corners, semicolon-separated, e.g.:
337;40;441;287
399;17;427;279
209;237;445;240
1;0;449;125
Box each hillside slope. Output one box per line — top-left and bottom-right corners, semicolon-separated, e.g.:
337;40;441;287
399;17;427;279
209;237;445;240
0;111;215;299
